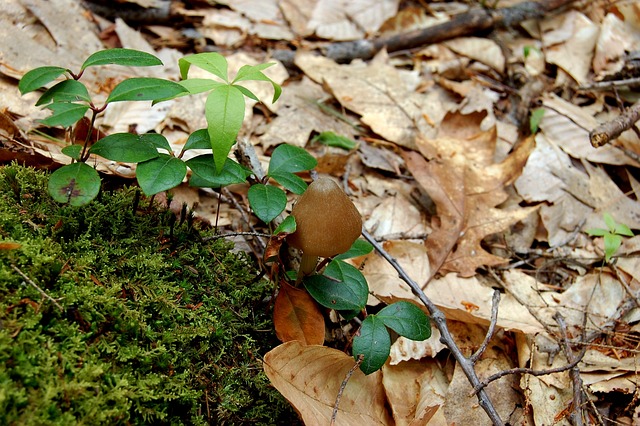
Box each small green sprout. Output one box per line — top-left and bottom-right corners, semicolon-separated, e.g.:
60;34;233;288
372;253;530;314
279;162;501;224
587;213;634;262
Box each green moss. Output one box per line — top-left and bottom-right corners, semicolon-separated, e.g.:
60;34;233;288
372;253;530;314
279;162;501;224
0;164;298;425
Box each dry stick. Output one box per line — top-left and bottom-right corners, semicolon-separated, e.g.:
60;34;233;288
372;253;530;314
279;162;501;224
589;101;640;147
470;289;501;364
324;0;577;62
553;312;584;426
330;355;365;426
10;264;63;311
203;231;272;242
361;229;505;426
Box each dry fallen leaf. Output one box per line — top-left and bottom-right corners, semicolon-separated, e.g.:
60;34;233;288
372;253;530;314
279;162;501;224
273;281;325;345
263;341;393;425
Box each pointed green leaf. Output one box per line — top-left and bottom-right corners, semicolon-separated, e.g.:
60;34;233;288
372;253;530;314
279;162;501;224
179;78;225;95
82;49;162;70
353;315;391;375
334;239;373;260
529;108;545;134
48;163;100;206
233;63;282;103
603;213;617;232
36;80;91;106
61;144;84;160
247;184;287;223
179;52;228;81
614;223;634;237
40;102;89;127
377;301;431;341
19;66;68;95
304;260;368;311
206;85;245;172
586;228;608;237
186;155;250;188
136;154;187;195
268;144;317;175
89;133;158;163
183;129;211;151
106;78;187;103
311;131;357;150
274;215;296;235
604;233;622;261
141;133;172;152
269;171;307;194
233;84;260;102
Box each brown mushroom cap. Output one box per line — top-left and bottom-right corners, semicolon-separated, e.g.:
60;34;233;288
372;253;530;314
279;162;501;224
288;177;362;258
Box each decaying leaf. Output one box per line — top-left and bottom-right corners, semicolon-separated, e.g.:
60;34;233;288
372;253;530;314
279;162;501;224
273;281;325;345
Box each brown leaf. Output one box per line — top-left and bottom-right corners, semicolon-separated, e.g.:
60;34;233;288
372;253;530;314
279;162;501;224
0;242;21;250
404;112;537;277
263;341;393;425
273;282;325;345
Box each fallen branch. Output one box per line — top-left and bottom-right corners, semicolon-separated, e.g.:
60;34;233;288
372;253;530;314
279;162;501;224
362;229;505;426
589;101;640;147
324;0;577;62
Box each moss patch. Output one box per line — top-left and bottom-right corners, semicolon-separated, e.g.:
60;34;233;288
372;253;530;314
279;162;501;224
0;164;298;425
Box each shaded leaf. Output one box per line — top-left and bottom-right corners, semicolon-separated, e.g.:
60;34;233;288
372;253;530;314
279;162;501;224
81;48;162;69
40;102;89;127
268;144;318;175
311;131;358;150
183;129;211;151
136;154;187;195
335;239;374;260
186;155;250;188
179;78;225;95
273;282;325;345
179;52;228;81
206;85;245;172
48;163;100;206
377;302;431;341
269;171;307;194
353;315;391;375
304;260;368;311
19;66;68;95
89;133;158;163
61;144;84;160
247;184;287;223
274;215;296;235
36;80;90;106
233;63;282;103
106;78;187;103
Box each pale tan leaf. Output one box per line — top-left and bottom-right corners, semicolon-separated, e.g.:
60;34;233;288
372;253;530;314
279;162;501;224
363;193;427;239
263;341;393;425
444;37;505;73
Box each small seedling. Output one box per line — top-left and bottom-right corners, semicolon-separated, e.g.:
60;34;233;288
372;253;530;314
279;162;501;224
587;212;634;262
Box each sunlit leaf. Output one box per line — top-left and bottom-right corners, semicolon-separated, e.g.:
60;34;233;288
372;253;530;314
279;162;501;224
205;85;245;172
377;301;431;341
179;52;228;81
19;66;67;95
334;239;373;260
81;48;162;69
268;144;317;175
106;78;187;103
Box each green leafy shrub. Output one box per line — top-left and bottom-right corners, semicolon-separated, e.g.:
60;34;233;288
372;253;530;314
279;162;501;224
0;164;298;425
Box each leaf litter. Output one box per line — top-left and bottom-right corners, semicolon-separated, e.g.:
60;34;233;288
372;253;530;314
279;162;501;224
2;0;640;424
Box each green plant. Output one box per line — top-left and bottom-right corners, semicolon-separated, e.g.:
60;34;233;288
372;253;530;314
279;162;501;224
587;212;634;262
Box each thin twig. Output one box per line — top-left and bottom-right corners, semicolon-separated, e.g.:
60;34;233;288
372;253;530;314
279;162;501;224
470;289;501;363
362;229;505;426
202;231;272;242
10;264;63;311
589;101;640;147
221;188;267;251
330;355;364;426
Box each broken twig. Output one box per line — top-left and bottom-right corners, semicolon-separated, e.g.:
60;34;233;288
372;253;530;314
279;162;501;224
589;101;640;147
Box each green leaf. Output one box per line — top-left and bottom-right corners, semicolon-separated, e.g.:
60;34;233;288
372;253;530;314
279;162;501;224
48;163;101;206
179;78;226;95
19;66;68;95
377;302;431;341
352;315;391;375
106;78;187;103
142;133;172;152
247;184;287;223
233;84;260;102
334;239;374;260
186;155;250;188
529;108;545;134
269;171;307;194
36;80;91;106
338;309;361;321
183;129;211;151
233;63;282;103
304;260;368;311
136;154;187;195
604;233;622;262
179;52;228;82
206;85;245;172
61;144;84;160
586;228;608;237
603;213;617;232
89;133;159;163
311;131;358;150
615;223;634;237
274;215;296;235
268;144;318;175
40;102;89;127
81;48;163;70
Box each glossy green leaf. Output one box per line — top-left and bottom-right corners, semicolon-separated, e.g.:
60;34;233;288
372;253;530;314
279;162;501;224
334;239;373;260
233;63;282;103
311;131;357;150
36;80;91;106
304;260;368;311
247;184;287;223
142;133;172;152
377;302;431;341
529;108;545;134
179;52;228;81
183;129;211;151
40;102;89;127
48;163;100;206
274;215;296;235
352;315;391;375
205;85;245;172
269;171;307;194
61;144;84;160
268;144;317;175
19;66;68;95
186;155;250;188
81;48;162;70
179;78;225;95
136;154;187;195
89;133;159;163
106;78;187;103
